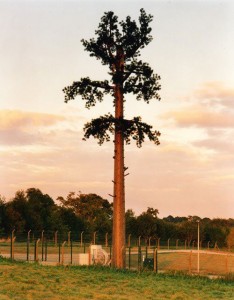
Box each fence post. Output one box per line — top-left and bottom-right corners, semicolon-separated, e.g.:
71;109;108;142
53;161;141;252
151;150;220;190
138;236;141;247
167;238;170;250
138;246;141;272
68;231;71;247
58;241;61;264
128;247;131;269
109;246;112;267
34;239;40;262
61;241;66;265
10;229;15;260
41;230;44;261
192;240;195;249
176;239;179;249
55;231;58;247
105;232;108;247
93;231;97;245
154;248;158;273
45;238;47;261
27;230;31;261
80;231;84;247
207;241;210;250
226;254;229;274
149;237;151;248
157;238;160;250
189;251;192;274
34;239;36;261
70;239;73;265
128;234;131;247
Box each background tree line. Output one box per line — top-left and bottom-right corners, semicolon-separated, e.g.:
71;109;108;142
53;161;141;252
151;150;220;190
0;188;233;247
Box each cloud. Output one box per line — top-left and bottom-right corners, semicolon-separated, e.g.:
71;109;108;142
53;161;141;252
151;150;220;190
1;103;233;218
0;109;67;146
123;141;234;218
193;136;234;154
161;82;234;129
162;106;234;128
0;109;65;130
194;82;234;109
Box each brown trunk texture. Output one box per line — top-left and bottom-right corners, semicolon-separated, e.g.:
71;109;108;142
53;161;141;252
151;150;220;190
112;48;126;268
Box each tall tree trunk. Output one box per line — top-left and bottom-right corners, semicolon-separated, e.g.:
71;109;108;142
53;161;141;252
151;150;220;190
112;83;125;268
112;47;125;268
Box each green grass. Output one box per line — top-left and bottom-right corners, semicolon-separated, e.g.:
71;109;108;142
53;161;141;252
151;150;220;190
0;257;233;300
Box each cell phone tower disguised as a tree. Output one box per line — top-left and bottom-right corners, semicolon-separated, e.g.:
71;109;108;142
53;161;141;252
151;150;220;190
63;9;161;269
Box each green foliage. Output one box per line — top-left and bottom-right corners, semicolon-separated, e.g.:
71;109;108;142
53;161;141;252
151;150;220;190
58;192;112;234
0;188;233;247
81;9;153;65
146;207;159;218
63;78;111;108
4;190;27;232
26;188;56;232
84;114;160;147
126;209;138;236
204;222;230;247
136;212;157;239
123;60;161;102
63;8;161;146
177;220;199;245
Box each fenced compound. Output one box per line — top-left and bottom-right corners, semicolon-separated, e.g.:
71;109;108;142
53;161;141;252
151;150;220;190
0;231;233;276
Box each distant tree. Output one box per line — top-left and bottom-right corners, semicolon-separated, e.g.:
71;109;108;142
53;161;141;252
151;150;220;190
0;195;7;235
203;222;230;247
4;190;27;233
227;228;234;250
63;9;161;268
125;209;137;238
26;188;56;232
136;212;157;240
146;207;159;218
161;220;177;240
163;215;188;223
178;219;200;246
162;215;174;223
54;206;85;237
58;192;112;234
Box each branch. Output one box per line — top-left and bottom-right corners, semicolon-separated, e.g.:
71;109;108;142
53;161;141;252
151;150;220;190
83;114;160;147
82;11;120;66
121;117;160;147
83;114;115;144
120;9;153;60
124;70;161;102
63;77;112;108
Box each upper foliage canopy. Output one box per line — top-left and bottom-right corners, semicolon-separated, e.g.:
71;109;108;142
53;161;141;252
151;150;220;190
63;8;161;146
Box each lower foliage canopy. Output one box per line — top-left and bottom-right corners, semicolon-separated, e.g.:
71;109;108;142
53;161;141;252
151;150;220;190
83;114;160;147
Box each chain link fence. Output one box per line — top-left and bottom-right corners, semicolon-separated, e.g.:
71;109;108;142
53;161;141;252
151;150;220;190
0;231;233;276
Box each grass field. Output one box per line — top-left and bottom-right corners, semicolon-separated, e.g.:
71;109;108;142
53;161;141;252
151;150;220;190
0;257;233;299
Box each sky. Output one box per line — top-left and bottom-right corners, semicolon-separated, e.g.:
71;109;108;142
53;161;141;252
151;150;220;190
0;0;234;219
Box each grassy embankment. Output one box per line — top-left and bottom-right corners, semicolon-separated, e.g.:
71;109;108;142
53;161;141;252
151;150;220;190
0;257;233;300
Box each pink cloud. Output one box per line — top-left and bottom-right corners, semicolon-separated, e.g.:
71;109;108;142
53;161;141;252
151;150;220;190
0;110;66;146
0;110;65;130
161;82;234;129
162;107;234;128
194;82;234;109
194;81;234;111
